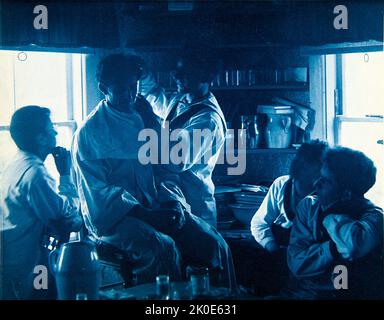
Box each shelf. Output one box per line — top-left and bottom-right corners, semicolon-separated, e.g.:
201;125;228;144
164;84;308;93
227;148;298;154
134;43;297;51
212;84;308;91
247;148;297;154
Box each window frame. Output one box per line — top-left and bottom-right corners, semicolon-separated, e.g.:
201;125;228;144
333;52;384;145
0;51;85;151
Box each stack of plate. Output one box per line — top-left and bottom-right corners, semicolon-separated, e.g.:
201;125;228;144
215;186;239;229
236;184;269;194
215;184;268;229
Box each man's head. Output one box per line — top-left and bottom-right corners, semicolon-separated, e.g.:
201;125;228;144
174;47;218;100
10;106;57;159
290;140;328;197
315;147;376;207
96;54;143;112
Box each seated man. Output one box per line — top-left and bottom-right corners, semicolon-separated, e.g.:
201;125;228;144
242;140;327;295
71;54;237;290
251;140;328;252
0;106;82;300
285;147;384;299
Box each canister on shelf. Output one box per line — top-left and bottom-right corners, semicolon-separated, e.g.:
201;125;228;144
257;105;294;148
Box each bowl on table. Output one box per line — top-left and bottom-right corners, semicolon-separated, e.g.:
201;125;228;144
228;204;259;227
233;192;265;205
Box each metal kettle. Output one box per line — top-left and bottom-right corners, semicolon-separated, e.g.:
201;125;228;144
49;240;101;300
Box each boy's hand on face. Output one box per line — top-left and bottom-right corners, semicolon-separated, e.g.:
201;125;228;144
52;147;71;176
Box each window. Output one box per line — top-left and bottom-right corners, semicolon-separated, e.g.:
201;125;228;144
0;50;85;179
327;51;384;206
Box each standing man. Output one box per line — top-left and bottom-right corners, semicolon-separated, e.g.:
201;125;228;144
72;54;236;289
139;48;227;227
285;147;383;299
0;106;82;299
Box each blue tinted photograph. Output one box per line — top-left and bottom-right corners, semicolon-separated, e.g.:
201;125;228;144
0;0;383;305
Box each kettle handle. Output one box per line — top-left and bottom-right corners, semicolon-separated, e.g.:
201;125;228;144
48;249;59;275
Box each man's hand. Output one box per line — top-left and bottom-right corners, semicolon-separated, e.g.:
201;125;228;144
150;201;187;233
52;147;71;176
164;201;186;230
137;69;155;96
130;203;186;233
48;212;83;235
134;95;159;129
323;214;354;261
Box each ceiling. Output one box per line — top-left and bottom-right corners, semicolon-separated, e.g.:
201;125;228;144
1;1;383;50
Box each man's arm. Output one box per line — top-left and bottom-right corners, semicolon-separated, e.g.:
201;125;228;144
165;111;225;173
74;156;185;235
73;157;140;235
149;109;224;212
154;165;191;213
323;208;383;260
287;197;337;278
250;178;284;251
138;71;171;119
28;168;82;235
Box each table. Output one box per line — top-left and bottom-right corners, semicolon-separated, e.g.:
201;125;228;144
99;281;235;300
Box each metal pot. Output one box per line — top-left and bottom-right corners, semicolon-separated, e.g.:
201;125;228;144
49;240;101;300
257;105;294;148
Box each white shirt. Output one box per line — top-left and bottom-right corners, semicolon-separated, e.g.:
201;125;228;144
250;175;295;248
139;75;227;226
72;101;186;237
0;150;80;295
